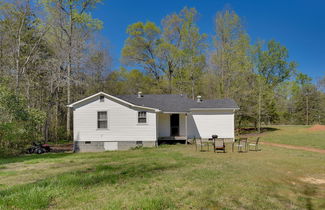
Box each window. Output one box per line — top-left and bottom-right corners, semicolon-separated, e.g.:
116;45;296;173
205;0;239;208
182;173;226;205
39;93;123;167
97;111;107;128
100;95;104;102
138;111;147;123
85;141;91;144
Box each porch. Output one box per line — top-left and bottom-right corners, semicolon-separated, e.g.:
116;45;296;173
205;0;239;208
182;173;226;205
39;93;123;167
157;112;188;144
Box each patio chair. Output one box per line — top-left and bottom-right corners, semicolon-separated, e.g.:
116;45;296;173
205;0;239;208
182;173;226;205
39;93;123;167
249;137;261;151
213;138;226;153
195;138;209;151
237;138;248;152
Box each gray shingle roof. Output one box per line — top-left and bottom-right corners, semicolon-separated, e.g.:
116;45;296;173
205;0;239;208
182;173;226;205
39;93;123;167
116;94;239;112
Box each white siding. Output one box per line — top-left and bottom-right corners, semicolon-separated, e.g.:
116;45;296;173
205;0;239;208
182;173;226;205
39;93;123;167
158;113;170;137
157;113;186;137
187;110;235;139
73;96;157;142
179;114;186;136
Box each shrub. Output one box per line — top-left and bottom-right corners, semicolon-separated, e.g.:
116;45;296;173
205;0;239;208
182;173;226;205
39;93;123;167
0;86;45;156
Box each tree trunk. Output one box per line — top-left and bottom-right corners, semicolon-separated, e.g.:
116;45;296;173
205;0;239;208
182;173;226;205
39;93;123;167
191;77;195;100
55;89;59;143
258;81;262;133
168;64;172;94
66;1;73;140
306;94;309;125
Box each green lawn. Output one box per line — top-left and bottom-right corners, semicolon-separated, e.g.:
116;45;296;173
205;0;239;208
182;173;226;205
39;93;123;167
260;125;325;149
0;127;324;209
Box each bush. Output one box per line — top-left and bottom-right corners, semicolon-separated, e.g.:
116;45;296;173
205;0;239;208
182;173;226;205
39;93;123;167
0;87;45;156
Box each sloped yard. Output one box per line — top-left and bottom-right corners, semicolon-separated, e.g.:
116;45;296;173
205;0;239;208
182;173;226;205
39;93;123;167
0;126;324;209
260;125;325;150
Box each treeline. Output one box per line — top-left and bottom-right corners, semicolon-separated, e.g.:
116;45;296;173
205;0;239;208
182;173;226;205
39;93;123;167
0;0;324;155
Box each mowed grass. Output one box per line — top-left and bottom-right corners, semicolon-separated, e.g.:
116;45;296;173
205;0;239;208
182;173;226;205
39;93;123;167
261;125;325;149
0;127;324;209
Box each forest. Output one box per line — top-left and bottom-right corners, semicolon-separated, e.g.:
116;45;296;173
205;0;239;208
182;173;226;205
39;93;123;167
0;0;324;155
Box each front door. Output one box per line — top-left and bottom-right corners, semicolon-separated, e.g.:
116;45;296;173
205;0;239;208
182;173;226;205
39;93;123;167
170;114;179;136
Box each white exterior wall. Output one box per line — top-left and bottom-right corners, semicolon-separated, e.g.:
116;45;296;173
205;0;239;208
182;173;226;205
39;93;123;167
179;114;186;136
73;96;157;142
157;113;186;137
157;113;169;137
187;110;235;139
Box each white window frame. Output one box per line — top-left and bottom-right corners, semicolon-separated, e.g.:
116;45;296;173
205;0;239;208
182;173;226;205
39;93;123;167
137;111;147;124
97;111;108;129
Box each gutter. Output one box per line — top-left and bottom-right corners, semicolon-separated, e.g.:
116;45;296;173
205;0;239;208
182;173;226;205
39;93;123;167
67;91;160;112
189;108;240;111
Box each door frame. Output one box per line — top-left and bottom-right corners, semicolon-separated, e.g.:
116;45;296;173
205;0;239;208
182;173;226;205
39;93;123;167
170;114;180;136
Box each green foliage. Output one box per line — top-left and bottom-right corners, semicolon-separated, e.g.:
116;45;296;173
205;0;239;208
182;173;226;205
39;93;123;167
102;68;162;95
161;7;207;96
255;40;296;87
292;84;323;124
0;86;45;156
122;7;207;95
1;1;325;157
122;21;162;79
295;72;312;86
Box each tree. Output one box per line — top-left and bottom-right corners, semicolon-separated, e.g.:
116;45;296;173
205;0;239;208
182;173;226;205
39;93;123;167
122;22;163;81
122;7;207;95
0;0;49;93
254;40;296;131
292;73;324;125
161;7;207;97
210;9;256;131
41;0;103;139
0;82;45;156
211;9;253;98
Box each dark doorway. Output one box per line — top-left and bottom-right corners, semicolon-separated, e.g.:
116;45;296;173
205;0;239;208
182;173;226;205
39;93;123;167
170;114;179;136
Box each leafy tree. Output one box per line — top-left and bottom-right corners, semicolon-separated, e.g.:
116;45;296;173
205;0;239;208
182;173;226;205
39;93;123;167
0;0;49;92
255;40;296;86
161;7;207;97
41;0;103;139
122;7;207;95
211;9;253;98
122;22;163;80
210;9;256;130
292;73;324;125
254;40;296;131
0;83;45;156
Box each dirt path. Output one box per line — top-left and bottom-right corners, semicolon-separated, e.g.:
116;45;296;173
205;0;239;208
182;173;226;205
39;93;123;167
261;142;325;154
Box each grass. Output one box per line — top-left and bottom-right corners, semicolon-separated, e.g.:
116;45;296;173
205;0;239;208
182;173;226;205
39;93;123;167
0;126;324;209
260;125;325;149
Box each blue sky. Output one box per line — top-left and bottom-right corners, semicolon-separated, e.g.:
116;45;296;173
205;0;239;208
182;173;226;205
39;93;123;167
92;0;325;81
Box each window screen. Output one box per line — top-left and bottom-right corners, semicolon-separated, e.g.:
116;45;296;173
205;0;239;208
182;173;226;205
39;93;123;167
98;111;108;128
138;111;147;123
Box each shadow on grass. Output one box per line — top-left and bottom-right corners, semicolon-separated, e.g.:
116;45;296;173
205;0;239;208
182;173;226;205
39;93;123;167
0;153;73;166
0;151;197;209
238;127;280;135
266;177;321;210
301;184;317;210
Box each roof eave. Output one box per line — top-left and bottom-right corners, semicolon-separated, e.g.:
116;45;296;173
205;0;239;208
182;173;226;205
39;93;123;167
67;92;160;112
190;107;240;111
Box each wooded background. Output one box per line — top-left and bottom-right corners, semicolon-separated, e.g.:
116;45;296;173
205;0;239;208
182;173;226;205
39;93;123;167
0;0;324;155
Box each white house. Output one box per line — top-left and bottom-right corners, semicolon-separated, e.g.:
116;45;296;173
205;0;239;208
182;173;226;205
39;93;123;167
68;92;239;152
